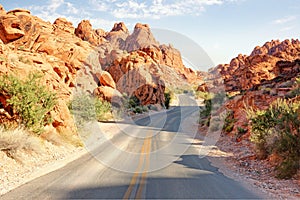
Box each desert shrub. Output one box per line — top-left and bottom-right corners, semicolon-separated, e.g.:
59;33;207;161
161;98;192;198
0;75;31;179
246;98;300;179
133;105;148;114
0;73;56;134
0;127;41;160
199;92;226;120
126;95;140;109
222;110;235;133
69;93;112;125
123;95;149;114
95;99;112;121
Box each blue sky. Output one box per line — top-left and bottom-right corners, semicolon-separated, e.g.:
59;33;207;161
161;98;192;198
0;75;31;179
2;0;300;68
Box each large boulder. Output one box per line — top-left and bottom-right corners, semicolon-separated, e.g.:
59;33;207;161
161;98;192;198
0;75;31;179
96;71;116;89
0;14;25;43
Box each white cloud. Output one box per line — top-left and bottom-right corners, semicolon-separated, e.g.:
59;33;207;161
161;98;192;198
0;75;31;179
25;0;243;30
90;0;235;19
273;16;297;24
48;0;64;11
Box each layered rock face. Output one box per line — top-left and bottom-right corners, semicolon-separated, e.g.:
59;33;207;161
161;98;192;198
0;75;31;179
0;7;98;135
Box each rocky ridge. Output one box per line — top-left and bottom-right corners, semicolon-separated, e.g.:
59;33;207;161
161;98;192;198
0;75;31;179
0;4;202;137
207;39;300;136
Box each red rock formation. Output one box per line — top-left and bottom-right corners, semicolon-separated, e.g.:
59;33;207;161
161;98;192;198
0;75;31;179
106;50;165;105
211;39;300;93
53;18;75;34
0;4;204;136
96;71;116;89
0;6;100;135
75;20;106;46
0;10;26;44
105;22;129;50
124;23;159;52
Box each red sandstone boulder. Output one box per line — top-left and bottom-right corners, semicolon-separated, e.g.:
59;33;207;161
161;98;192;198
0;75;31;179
96;71;116;89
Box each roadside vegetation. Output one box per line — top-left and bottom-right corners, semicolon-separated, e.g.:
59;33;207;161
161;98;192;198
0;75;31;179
0;73;58;160
198;92;226;127
69;93;112;126
243;77;300;179
0;73;56;134
246;98;300;179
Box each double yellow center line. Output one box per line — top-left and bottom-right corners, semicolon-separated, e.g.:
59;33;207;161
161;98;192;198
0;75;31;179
123;133;152;199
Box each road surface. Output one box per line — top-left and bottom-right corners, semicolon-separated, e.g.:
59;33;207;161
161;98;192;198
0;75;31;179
1;95;262;199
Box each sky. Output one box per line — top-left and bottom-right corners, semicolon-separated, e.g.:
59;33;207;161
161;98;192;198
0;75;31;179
1;0;300;69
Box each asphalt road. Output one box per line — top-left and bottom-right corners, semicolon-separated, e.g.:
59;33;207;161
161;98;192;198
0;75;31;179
1;95;262;199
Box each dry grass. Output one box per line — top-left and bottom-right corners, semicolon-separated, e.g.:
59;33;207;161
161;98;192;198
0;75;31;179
0;127;42;161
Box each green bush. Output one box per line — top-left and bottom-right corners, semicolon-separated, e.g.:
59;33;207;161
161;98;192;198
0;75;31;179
0;73;56;134
246;98;300;179
126;95;140;109
222;110;235;133
95;99;112;121
69;93;112;125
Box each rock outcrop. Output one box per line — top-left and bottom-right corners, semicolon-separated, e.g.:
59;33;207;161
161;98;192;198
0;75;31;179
0;6;100;136
211;39;300;93
124;23;159;52
105;22;129;50
75;20;106;46
0;4;204;137
96;71;116;89
208;39;300;141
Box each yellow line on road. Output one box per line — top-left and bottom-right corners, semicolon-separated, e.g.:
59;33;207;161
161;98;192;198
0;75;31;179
135;136;151;199
123;135;149;200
